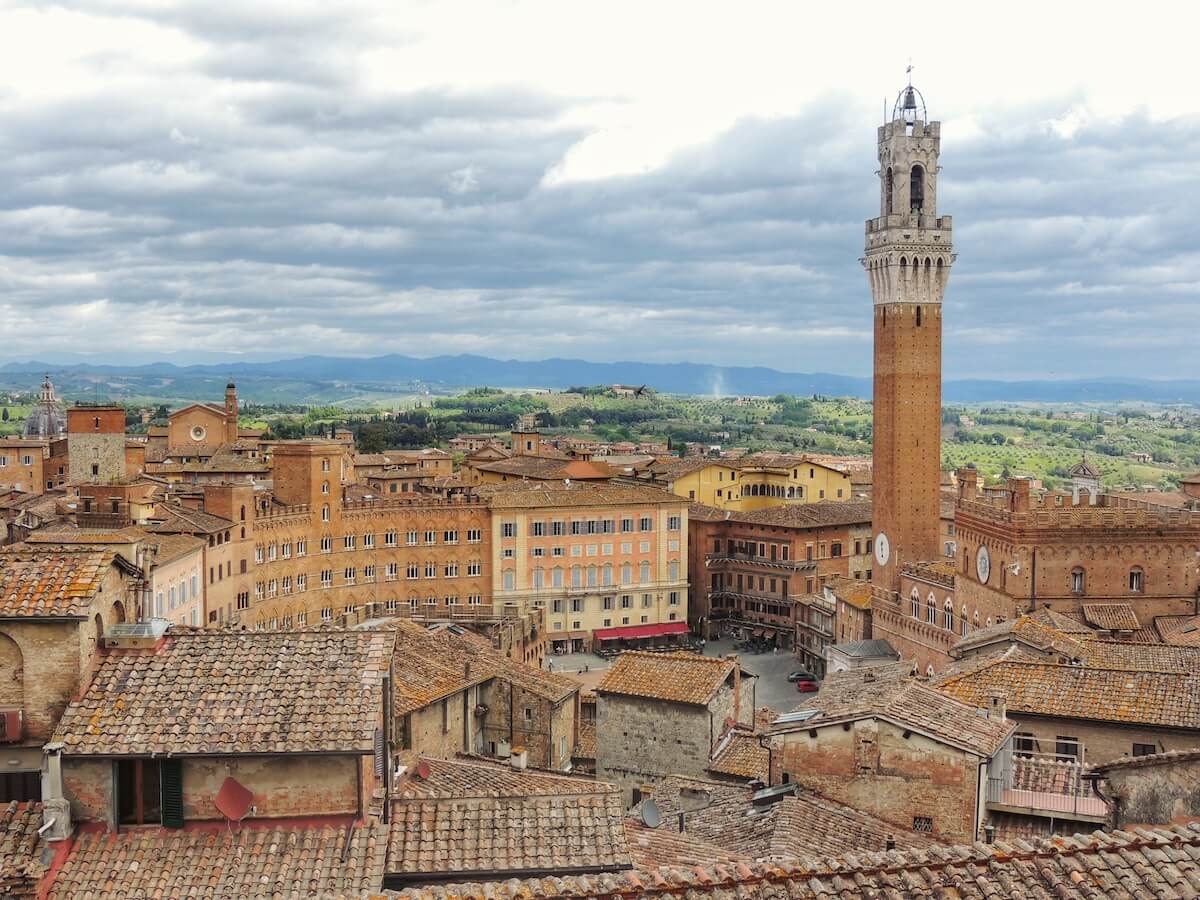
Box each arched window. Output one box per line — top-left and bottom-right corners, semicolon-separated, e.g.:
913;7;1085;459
239;505;246;521
1129;567;1144;593
1071;567;1086;595
916;306;922;327
0;634;24;714
944;599;954;631
586;565;597;587
602;564;613;586
885;167;894;214
926;592;937;624
621;563;633;585
926;664;935;677
910;588;920;618
910;165;925;212
961;605;969;636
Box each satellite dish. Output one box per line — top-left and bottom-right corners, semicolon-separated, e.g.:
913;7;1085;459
640;797;661;828
416;759;431;780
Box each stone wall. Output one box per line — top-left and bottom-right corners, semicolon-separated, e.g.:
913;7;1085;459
1103;756;1200;829
406;690;472;760
595;696;713;805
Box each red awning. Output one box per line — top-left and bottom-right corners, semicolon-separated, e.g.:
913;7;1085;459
593;621;689;641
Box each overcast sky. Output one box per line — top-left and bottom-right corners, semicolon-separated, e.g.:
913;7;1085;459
1;1;1198;379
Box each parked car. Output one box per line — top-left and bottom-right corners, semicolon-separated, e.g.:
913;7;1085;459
794;677;820;693
787;670;818;682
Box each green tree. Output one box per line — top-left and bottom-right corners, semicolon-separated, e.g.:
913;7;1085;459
1;408;7;422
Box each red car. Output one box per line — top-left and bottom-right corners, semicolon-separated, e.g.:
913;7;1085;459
794;677;820;693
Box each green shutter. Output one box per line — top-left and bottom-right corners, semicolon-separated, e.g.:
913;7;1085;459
160;758;184;828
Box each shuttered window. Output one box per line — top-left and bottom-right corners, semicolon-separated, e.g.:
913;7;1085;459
160;758;184;829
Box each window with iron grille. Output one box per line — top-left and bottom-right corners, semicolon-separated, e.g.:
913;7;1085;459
913;816;933;833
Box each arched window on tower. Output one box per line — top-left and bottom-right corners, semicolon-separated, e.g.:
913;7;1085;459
910;165;925;212
885;167;894;215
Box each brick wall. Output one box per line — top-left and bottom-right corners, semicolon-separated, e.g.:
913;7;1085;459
596;695;712;803
772;718;982;842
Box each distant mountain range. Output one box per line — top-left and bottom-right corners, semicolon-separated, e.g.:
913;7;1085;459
2;354;1198;404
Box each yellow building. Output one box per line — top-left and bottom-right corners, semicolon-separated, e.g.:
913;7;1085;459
646;455;854;511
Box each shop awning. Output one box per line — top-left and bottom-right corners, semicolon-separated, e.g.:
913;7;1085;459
594;621;689;641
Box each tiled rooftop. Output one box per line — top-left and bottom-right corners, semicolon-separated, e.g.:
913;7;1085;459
144;503;234;535
951;613;1087;661
708;731;769;780
642;776;938;862
0;801;47;898
777;662;1014;758
389;757;630;882
1082;602;1141;632
936;658;1200;731
1092;747;1200;773
389;620;576;717
388;823;1200;900
477;480;683;509
727;500;872;529
597;652;741;707
48;822;386;899
624;821;749;873
54;630;394;755
1078;639;1200;674
0;548;115;618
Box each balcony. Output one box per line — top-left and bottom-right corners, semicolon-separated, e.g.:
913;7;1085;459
985;754;1107;824
707;552;816;573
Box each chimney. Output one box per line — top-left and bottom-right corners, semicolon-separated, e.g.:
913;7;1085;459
725;654;742;726
987;694;1007;722
510;745;528;770
40;743;72;842
885;834;896;851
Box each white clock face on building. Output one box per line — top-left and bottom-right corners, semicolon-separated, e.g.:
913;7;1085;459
874;532;890;567
976;545;992;585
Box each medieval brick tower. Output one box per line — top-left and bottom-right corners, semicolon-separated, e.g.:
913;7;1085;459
864;81;954;591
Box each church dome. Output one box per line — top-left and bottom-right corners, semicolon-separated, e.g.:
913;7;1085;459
22;374;67;439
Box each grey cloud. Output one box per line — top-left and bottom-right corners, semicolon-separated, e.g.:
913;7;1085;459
1;7;1198;376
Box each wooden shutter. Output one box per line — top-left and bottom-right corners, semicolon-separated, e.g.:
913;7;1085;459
160;758;184;828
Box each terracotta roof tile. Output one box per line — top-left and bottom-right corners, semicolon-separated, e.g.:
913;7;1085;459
624;820;749;872
1077;640;1200;674
778;663;1014;757
389;757;629;881
49;822;386;899
144;503;234;535
387;621;575;717
936;658;1200;731
707;731;768;780
726;500;872;529
643;776;939;862
477;481;684;509
1082;602;1141;631
597;652;742;706
384;822;1200;900
574;719;597;760
53;629;393;755
0;548;115;618
0;801;47;898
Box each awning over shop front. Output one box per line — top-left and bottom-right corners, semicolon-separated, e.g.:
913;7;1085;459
593;621;689;641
